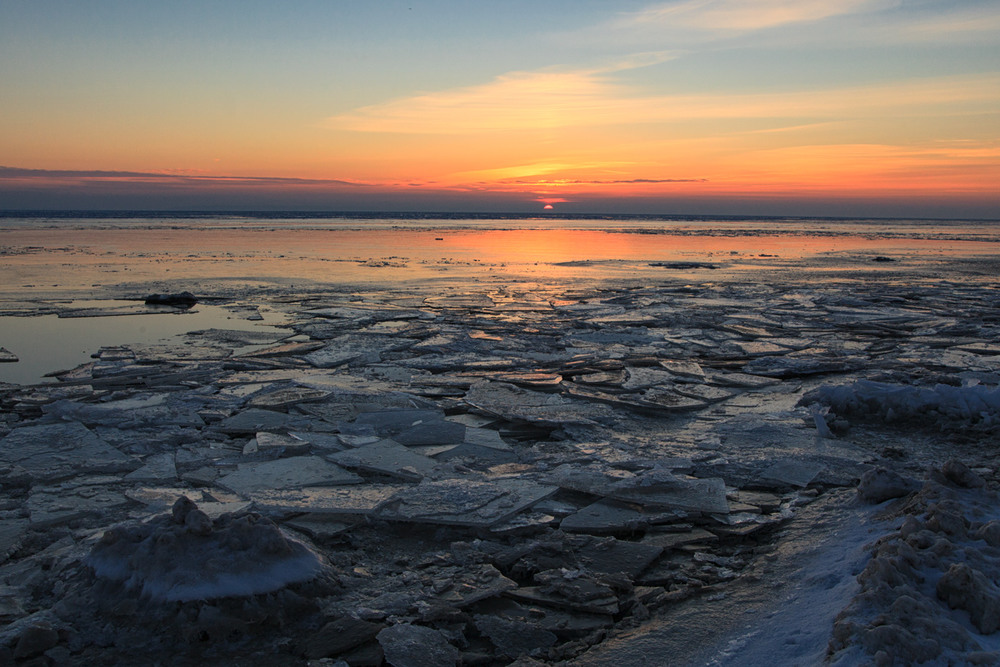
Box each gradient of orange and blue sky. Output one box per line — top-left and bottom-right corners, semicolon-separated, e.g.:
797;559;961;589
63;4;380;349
1;0;998;217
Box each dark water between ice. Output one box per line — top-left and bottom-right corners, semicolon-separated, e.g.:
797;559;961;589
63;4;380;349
0;302;288;385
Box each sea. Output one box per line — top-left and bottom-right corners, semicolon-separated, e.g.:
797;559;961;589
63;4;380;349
2;210;999;385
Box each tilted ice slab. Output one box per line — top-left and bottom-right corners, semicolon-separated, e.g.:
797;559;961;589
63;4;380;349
85;498;325;602
0;422;134;481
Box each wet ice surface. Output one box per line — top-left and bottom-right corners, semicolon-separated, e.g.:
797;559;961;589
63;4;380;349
1;222;1000;664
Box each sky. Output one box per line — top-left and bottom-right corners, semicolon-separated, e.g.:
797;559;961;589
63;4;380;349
1;0;998;217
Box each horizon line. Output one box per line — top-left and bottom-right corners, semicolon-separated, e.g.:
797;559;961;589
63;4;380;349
2;208;999;223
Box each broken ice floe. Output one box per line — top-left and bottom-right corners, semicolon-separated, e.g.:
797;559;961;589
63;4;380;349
3;275;1000;664
0;422;134;482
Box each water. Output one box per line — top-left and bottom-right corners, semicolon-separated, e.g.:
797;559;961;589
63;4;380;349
2;212;998;296
0;301;288;385
2;211;999;385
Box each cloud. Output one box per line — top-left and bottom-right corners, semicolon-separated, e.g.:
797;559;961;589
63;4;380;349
325;68;627;134
0;166;365;187
514;178;708;184
614;0;894;33
555;0;1000;52
891;4;1000;42
325;70;1000;135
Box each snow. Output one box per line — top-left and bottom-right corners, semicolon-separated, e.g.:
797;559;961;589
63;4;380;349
828;468;1000;664
802;380;1000;431
85;498;325;602
698;496;886;666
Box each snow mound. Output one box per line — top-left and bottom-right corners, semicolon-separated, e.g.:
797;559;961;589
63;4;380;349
801;380;1000;431
829;462;1000;665
85;497;325;602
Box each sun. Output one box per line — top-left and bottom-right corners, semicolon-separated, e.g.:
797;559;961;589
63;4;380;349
543;204;554;210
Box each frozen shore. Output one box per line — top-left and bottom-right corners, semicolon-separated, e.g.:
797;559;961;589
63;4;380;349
1;222;1000;665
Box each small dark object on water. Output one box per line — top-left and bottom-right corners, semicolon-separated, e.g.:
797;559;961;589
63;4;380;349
649;262;718;270
144;291;198;308
872;256;896;262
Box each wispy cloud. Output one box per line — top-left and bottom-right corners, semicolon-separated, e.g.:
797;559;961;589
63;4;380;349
558;0;996;51
614;0;894;33
326;69;626;134
452;161;642;182
891;4;1000;42
518;178;708;184
0;166;366;187
325;71;1000;135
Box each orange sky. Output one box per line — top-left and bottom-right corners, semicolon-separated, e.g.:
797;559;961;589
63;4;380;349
1;1;998;217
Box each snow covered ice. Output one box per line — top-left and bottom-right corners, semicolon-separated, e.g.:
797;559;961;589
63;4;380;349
86;497;326;602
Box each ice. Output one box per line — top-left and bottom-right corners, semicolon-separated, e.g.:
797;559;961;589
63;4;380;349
550;465;730;515
571;536;663;579
936;563;1000;634
431;427;517;464
244;431;311;456
328;438;441;481
3;234;1000;664
27;478;131;526
562;382;709;414
302;617;384;660
0;520;29;564
509;571;620;616
640;527;719;550
236;340;324;358
559;499;678;534
828;463;1000;665
187;327;290;346
43;393;206;428
856;467;919;503
658;359;706;380
464;380;611;426
250;484;406;515
802;379;1000;430
759;460;824;489
123;453;177;483
351;408;466;445
0;422;134;481
85;499;325;602
303;334;416;368
376;623;460;667
610;475;730;514
217;456;362;497
246;385;331;409
474;614;557;659
214;408;322;434
378;478;557;528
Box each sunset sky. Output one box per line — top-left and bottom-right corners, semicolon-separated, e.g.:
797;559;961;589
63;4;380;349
2;1;998;217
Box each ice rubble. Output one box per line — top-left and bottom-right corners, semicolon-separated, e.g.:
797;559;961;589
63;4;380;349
802;379;1000;430
1;276;999;663
85;497;325;602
